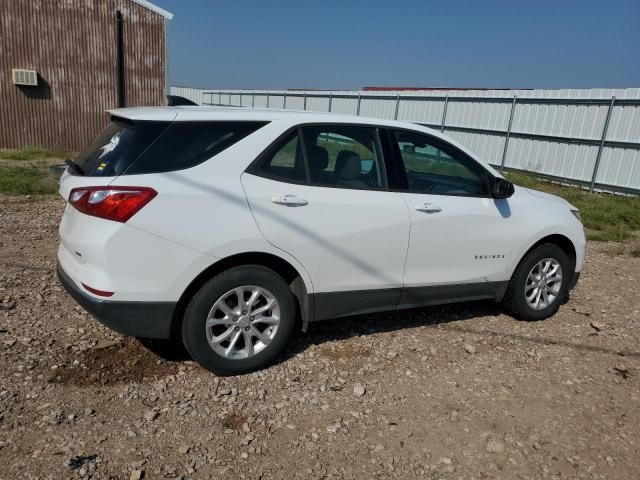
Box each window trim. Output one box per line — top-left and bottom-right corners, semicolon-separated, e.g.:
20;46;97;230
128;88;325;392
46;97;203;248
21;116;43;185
246;122;390;192
387;128;494;198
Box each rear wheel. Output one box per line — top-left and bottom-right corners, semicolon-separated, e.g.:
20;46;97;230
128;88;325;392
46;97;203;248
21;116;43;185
181;265;295;375
504;243;571;321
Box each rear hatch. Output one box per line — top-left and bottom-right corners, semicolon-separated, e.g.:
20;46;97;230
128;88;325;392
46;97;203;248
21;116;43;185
59;115;173;198
59;110;269;275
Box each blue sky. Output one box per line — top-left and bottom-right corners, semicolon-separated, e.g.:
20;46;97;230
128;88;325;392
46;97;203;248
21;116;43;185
156;0;640;90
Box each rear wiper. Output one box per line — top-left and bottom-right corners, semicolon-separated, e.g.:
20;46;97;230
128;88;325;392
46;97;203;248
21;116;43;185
65;158;84;175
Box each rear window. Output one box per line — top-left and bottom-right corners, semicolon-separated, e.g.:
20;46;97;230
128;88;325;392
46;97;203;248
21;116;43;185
73;119;166;176
71;119;267;176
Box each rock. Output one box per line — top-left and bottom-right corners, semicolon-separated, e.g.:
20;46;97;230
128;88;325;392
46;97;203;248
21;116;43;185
486;438;505;453
66;454;97;471
326;423;340;434
218;387;232;396
0;301;16;311
178;445;190;454
386;350;398;360
129;470;144;480
93;339;120;350
143;410;158;422
353;383;366;397
463;343;476;354
590;320;605;331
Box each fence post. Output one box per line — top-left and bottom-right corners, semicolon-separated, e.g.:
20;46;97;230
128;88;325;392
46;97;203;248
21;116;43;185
328;93;333;112
303;93;307;110
356;93;362;115
283;93;287;110
239;93;242;107
440;95;449;132
252;92;255;108
266;93;270;108
500;95;518;173
590;95;615;192
394;94;400;120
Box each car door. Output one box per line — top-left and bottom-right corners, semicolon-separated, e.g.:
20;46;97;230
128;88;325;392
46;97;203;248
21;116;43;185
241;124;410;319
388;129;515;307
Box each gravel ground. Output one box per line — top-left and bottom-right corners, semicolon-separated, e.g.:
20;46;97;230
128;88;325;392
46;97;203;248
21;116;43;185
1;196;639;480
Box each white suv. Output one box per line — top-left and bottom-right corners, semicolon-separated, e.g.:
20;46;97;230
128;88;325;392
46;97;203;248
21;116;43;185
57;107;585;375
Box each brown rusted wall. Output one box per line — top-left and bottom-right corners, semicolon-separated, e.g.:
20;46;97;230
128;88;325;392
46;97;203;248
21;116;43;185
0;0;166;150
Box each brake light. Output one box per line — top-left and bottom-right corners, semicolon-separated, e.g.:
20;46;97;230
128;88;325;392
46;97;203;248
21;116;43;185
69;187;157;223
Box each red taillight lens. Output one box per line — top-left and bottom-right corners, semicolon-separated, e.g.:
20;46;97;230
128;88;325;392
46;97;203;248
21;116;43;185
69;187;157;223
81;283;114;297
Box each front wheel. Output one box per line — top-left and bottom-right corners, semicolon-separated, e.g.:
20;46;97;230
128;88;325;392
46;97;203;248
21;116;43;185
503;243;572;321
182;265;296;375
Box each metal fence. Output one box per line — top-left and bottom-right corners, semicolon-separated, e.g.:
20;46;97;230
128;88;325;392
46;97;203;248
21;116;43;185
170;86;640;194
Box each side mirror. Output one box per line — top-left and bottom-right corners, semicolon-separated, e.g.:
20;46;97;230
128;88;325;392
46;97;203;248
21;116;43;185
492;177;515;199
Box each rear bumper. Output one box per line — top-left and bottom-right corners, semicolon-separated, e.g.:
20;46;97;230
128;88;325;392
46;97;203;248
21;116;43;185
57;263;175;339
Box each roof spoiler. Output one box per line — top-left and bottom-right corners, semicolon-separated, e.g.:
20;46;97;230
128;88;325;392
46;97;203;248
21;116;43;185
166;95;199;106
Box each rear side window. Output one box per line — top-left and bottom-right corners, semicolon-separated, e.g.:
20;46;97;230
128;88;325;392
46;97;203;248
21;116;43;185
73;119;166;176
127;121;267;175
301;126;385;189
254;131;307;183
72;119;267;176
251;124;386;190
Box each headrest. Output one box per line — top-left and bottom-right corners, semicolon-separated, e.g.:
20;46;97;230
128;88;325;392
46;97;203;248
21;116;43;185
308;146;328;171
336;150;358;174
337;155;361;180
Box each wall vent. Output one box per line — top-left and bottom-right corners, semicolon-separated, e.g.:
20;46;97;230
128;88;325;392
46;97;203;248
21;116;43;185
12;69;38;86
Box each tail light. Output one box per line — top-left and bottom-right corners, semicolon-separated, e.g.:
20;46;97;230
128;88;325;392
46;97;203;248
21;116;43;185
69;187;157;223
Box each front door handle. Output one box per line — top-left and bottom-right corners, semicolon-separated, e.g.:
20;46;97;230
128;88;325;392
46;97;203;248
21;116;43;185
270;194;308;207
415;203;442;213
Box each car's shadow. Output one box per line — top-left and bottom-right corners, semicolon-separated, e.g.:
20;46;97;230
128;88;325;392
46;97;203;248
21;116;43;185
138;299;504;364
282;299;504;361
139;294;640;370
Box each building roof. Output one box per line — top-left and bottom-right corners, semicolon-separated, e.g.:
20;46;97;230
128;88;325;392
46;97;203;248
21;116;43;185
130;0;173;19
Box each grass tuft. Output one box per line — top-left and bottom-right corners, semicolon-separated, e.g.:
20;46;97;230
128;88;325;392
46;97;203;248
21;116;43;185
0;165;58;195
0;147;70;161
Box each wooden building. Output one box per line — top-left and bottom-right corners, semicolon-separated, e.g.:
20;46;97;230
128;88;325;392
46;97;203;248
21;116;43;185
0;0;173;150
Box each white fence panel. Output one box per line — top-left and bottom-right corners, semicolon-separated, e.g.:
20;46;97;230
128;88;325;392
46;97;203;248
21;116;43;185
306;95;330;112
171;86;640;193
397;99;443;125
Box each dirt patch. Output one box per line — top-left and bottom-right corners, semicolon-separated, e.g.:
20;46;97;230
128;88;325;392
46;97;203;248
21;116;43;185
47;338;180;386
317;343;371;360
220;412;247;431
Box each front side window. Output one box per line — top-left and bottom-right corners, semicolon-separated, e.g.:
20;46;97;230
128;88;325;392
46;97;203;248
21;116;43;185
301;125;385;189
394;131;489;196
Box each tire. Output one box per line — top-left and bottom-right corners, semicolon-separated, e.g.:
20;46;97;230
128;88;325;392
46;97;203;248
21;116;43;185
181;265;295;375
503;243;572;321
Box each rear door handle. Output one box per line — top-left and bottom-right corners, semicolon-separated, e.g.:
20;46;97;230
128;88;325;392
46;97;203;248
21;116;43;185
415;203;442;213
270;194;308;207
